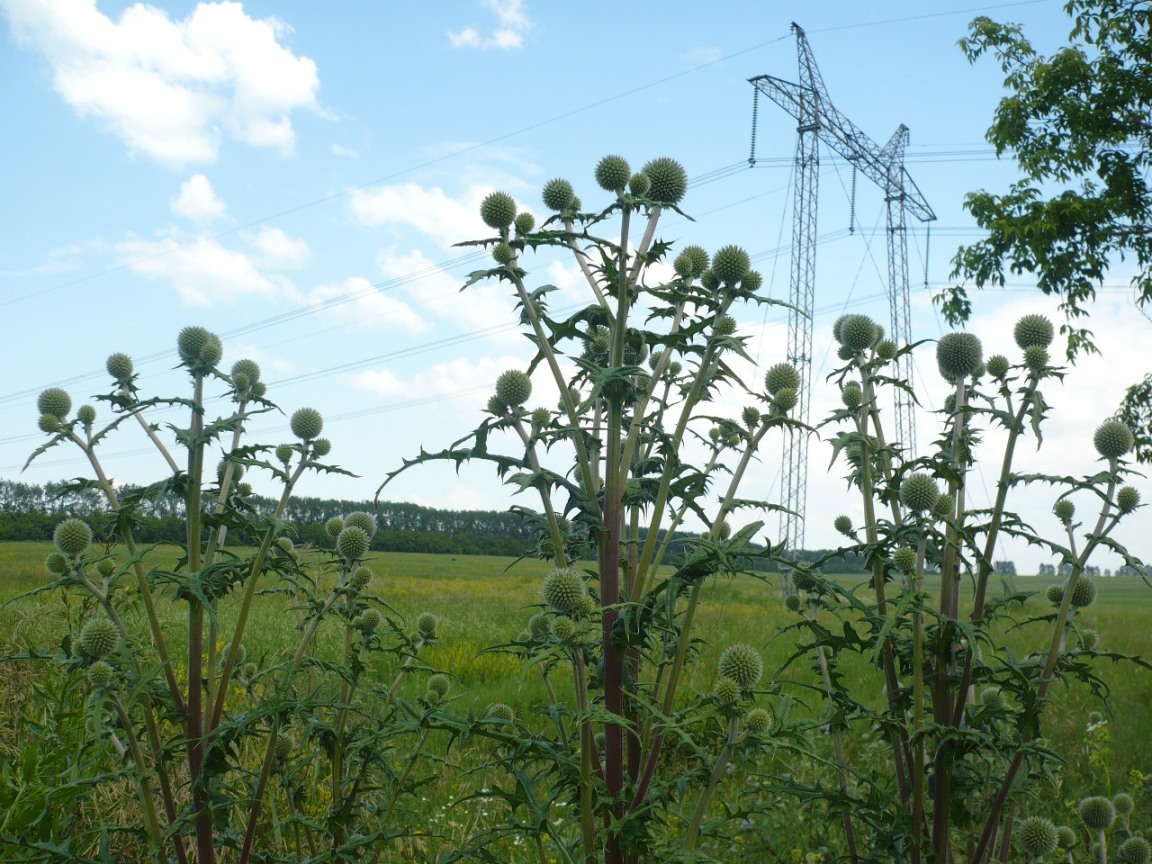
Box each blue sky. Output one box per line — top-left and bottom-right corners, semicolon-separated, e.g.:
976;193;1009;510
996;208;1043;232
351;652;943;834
2;0;1148;572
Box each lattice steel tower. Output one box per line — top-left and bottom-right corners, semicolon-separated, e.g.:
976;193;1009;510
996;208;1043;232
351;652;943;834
750;22;936;555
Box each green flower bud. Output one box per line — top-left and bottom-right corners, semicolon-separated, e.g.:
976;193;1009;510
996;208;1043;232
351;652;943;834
486;703;514;723
1054;499;1075;524
274;732;295;761
628;172;650;196
979;686;1007;711
641;157;687;205
1023;345;1048;375
594;154;631;192
1113;792;1135;817
528;612;553;640
416;612;439;640
841;381;863;409
251;381;267;399
44;552;69;575
714;314;737;336
325;517;344;538
1078;628;1099;650
1118;836;1152;864
1017;816;1058;858
495;370;532;407
718;644;763;689
713;676;741;705
480;191;517;229
38;414;61;433
487;394;507;415
177;326;223;369
492;242;516;264
76;405;96;426
1014;314;1055;350
784;594;802;612
893;546;917;573
933;494;955;521
87;661;115;689
336;526;370;562
351;566;372;590
741;406;760;429
354;609;381;632
1069;576;1097;608
312;438;332;457
1094;419;1133;460
700;269;720;293
1078;796;1116;832
79;617;118;658
711;245;751;285
741;270;763;294
675;245;709;278
744;707;773;735
833;515;853;536
541;178;575;212
345;511;377;536
1116;486;1140;514
837;315;879;352
427;673;451;697
275;444;295;464
875;339;898;361
37;388;72;419
1056;826;1077;849
773;387;798;413
231;358;261;384
513;211;535;235
240;662;258;680
900;473;940;514
764;363;801;395
986;354;1010;380
552;617;576;640
290;407;324;441
54;518;92;556
1046;583;1065;605
542;567;587;615
106;352;134;383
936;332;983;383
95;557;115;577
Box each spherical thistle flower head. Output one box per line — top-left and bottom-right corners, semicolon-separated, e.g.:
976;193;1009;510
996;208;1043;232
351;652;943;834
76;405;96;427
541;178;575;212
1054;499;1075;524
1014;313;1055;350
713;315;737;337
900;473;941;514
37;388;72;420
1094;419;1134;461
837;314;879;353
741;270;763;294
784;593;802;612
528;612;553;640
718;643;764;689
336;526;370;562
44;551;69;575
1017;816;1059;859
491;242;516;265
79;617;119;658
985;354;1011;381
711;245;751;285
552;616;576;640
933;494;955;521
641;156;688;205
1113;792;1135;818
594;154;631;192
1069;575;1097;608
764;362;801;396
841;381;863;409
1078;796;1116;832
1119;836;1152;864
513;211;535;235
936;332;984;383
427;673;451;698
874;339;899;361
487;394;508;416
345;511;377;537
772;387;798;414
1087;710;1105;727
231;358;261;385
177;326;223;370
1023;345;1049;376
354;609;381;632
486;703;514;723
675;244;710;278
480;191;518;230
416;611;439;640
95;557;115;577
1117;485;1141;515
744;707;773;735
312;437;332;457
351;566;372;591
290;407;324;442
893;546;918;573
106;352;134;383
978;685;1007;711
543;567;588;615
38;414;61;434
275;443;295;465
1078;628;1100;650
1046;583;1065;605
325;516;344;538
54;518;92;557
1056;826;1078;850
740;406;760;430
87;660;115;689
496;370;532;407
833;514;853;536
713;676;741;705
274;732;296;761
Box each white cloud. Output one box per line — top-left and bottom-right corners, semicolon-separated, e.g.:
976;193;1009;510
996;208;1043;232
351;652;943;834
4;0;320;166
331;143;358;158
449;0;530;50
244;226;310;268
349;182;496;250
171;173;226;222
307;277;430;335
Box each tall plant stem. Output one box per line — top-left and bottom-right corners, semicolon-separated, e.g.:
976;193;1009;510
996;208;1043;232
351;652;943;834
572;651;598;864
110;697;165;857
513;419;568;568
683;716;740;849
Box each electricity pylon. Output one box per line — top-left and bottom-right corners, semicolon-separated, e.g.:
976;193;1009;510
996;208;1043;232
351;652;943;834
749;22;936;556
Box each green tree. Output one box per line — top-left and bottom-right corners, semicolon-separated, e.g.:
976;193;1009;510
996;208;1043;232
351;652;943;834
946;0;1152;459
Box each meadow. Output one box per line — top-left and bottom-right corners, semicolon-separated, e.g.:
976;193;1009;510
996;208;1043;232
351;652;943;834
2;539;1150;862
